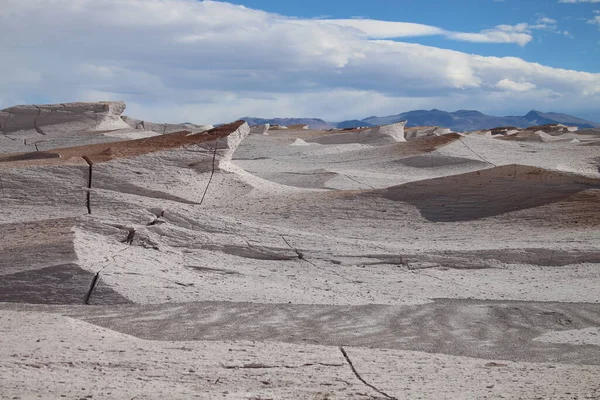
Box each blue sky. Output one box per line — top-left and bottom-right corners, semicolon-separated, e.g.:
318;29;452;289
227;0;600;72
0;0;599;123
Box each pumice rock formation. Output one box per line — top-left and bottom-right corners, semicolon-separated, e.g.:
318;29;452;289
250;123;270;135
309;120;408;145
367;119;408;142
1;101;600;399
0;101;131;137
122;115;213;135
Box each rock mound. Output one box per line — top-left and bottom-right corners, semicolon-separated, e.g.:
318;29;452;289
373;165;600;222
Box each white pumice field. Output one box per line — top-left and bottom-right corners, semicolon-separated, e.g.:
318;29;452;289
1;101;600;399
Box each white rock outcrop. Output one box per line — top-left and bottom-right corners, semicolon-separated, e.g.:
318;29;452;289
122;116;213;135
404;126;452;141
250;123;270;135
309;120;409;145
288;124;310;130
360;120;408;143
0;101;131;137
212;121;250;164
290;138;310;146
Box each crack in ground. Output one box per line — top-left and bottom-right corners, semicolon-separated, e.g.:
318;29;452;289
222;362;344;370
339;347;397;400
280;235;306;260
280;235;354;283
342;173;375;190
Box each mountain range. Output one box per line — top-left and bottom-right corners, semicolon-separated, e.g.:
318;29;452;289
241;110;600;131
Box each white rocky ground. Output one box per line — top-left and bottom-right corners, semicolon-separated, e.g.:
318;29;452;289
1;102;600;399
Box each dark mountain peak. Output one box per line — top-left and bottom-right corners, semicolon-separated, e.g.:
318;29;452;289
453;110;484;117
428;109;448;114
525;110;544;119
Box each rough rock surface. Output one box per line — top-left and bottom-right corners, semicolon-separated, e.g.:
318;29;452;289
0;101;131;137
404;125;450;140
2;102;600;399
310;120;408;145
122;115;213;135
249;123;270;135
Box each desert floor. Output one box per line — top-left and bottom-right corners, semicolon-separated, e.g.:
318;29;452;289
1;108;600;399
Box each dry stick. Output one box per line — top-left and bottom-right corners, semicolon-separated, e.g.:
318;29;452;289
339;347;397;400
82;156;93;214
84;272;101;305
199;139;219;205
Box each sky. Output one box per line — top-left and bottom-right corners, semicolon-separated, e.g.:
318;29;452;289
0;0;599;124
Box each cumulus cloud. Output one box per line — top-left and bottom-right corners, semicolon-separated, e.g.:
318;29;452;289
0;0;599;123
446;23;532;46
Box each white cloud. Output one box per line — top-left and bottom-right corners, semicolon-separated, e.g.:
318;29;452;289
315;19;532;46
588;15;600;25
559;0;600;3
496;79;537;92
446;24;532;46
0;0;599;123
530;18;556;30
313;19;445;39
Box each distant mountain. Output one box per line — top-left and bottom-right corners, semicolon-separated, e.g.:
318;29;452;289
362;110;600;132
335;120;376;129
240;117;332;130
521;110;600;128
240;110;599;132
